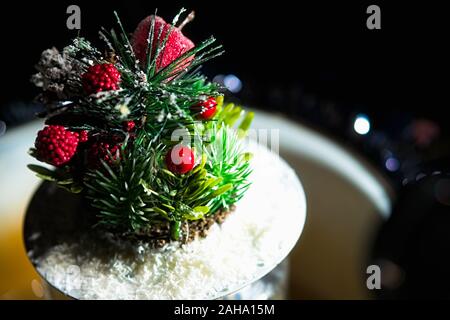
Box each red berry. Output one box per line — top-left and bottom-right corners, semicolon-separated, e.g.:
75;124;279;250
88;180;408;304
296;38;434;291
79;130;89;143
34;125;79;166
165;145;195;174
192;97;218;120
81;63;121;94
132;15;195;71
88;142;122;168
123;121;136;132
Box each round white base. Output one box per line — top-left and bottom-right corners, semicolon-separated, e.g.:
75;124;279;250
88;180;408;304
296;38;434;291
30;141;306;299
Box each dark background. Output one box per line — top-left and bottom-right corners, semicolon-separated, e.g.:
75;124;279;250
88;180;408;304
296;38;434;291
2;1;448;179
1;1;450;299
0;1;447;120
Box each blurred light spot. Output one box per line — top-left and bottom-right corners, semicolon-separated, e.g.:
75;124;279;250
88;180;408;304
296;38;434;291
223;74;243;93
411;118;440;147
28;232;41;242
434;178;450;206
378;259;405;289
416;173;427;181
212;74;225;84
0;120;6;137
385;157;400;172
354;114;370;135
402;178;409;186
31;279;44;298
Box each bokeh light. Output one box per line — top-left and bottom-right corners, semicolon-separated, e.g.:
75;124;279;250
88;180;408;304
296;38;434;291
353;114;370;135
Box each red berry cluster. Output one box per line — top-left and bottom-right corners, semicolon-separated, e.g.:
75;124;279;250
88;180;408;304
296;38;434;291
34;125;80;167
123;120;136;132
79;130;89;143
88;142;122;168
192;97;217;120
81;63;121;94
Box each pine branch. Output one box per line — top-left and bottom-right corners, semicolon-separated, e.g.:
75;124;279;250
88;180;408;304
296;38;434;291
28;10;254;242
204;125;253;213
83;136;232;239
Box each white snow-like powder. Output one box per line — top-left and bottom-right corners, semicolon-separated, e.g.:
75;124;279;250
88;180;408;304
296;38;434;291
35;141;306;300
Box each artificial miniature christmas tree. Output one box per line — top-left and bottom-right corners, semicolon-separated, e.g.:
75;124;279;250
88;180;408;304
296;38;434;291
28;9;253;244
24;9;306;300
